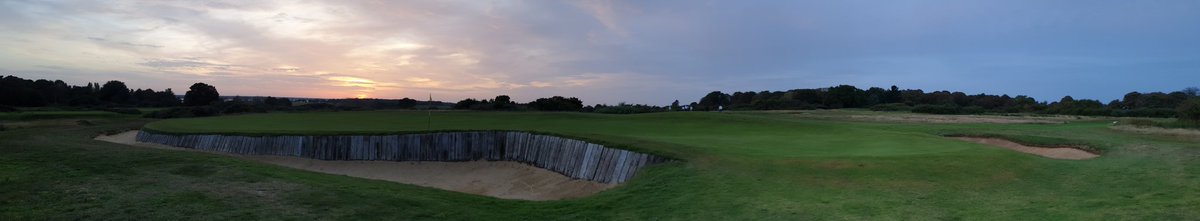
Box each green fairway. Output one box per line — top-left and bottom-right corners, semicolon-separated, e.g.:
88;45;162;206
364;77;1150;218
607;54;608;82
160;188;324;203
4;111;1199;220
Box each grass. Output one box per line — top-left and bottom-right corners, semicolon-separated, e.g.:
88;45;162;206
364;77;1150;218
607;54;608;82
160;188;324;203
3;110;1199;220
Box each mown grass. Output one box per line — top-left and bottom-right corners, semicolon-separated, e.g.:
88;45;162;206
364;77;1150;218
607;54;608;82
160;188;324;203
2;110;1198;220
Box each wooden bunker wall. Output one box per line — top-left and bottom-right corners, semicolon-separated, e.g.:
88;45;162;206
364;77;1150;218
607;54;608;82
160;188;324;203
136;131;670;184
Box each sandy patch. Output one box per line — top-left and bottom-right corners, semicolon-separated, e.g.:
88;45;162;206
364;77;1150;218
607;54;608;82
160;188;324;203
96;131;614;201
950;137;1098;160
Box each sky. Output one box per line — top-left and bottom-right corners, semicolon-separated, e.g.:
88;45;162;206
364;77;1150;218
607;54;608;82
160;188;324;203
2;0;1199;104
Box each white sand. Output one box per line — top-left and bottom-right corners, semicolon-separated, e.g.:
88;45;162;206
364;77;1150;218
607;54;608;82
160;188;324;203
96;131;614;201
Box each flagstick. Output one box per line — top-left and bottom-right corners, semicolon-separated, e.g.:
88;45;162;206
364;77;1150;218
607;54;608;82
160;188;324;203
427;93;432;130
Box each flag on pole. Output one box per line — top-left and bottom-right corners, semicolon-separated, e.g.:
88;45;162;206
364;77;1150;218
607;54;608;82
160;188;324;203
427;93;433;129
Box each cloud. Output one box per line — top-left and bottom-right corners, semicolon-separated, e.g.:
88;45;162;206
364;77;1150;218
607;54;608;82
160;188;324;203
138;57;236;72
1;0;1199;103
87;37;163;48
138;58;235;71
271;66;301;72
327;76;379;91
574;0;628;37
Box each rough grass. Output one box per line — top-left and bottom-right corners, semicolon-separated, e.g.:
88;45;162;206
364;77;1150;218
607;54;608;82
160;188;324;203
2;110;1198;220
0;111;120;121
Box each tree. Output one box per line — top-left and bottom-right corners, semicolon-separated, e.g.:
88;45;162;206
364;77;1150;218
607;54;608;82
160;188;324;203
1059;96;1075;103
1121;92;1143;109
1178;99;1200;126
397;97;418;109
528;96;584;111
697;91;730;111
729;91;756;108
454;98;480;109
882;85;902;104
823;85;866;108
98;80;131;104
156;89;180;107
493;95;513;109
1183;87;1200;97
264;96;293;107
670;100;681;111
183;83;220;106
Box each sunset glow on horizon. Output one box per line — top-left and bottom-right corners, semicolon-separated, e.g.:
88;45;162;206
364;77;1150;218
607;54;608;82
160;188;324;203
2;1;1199;104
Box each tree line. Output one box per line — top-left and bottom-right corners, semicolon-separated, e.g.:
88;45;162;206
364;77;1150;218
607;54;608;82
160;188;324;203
0;75;227;109
452;95;668;114
691;85;1200;118
450;84;1200;121
0;75;461;117
1;76;175;107
6;75;1198;123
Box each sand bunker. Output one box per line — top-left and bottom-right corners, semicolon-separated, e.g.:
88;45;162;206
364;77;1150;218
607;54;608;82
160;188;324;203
950;137;1098;160
96;131;614;201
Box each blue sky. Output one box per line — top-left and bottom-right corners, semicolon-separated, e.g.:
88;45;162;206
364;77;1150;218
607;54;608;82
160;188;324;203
1;0;1198;104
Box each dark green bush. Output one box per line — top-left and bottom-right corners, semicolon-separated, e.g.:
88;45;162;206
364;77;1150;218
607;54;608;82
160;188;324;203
869;103;910;112
593;104;666;114
215;101;267;115
1113;108;1177;118
1177;99;1200;127
1125;119;1156;127
959;106;986;114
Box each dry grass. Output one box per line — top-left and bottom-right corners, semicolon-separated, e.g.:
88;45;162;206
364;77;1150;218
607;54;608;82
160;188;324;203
1109;125;1200;139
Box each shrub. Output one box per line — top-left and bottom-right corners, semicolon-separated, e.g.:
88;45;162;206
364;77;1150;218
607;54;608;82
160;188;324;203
869;103;910;112
190;106;220;117
291;103;337;111
100;108;142;115
1114;108;1177;118
593;104;667;114
960;106;986;114
215;101;266;115
911;104;960;115
1078;108;1113;116
144;106;220;119
1124;119;1156;127
1178;99;1200;126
